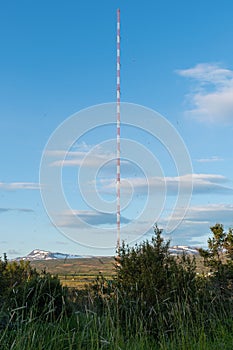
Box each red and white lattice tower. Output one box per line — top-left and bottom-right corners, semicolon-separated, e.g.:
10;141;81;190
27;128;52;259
116;8;121;250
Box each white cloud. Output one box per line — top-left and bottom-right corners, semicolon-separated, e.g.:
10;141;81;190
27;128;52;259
100;173;232;196
196;156;224;163
48;148;116;168
55;241;69;245
0;182;40;190
177;63;233;123
7;249;21;256
169;203;233;223
177;63;233;86
57;210;130;228
161;203;233;246
46;142;92;159
0;208;34;214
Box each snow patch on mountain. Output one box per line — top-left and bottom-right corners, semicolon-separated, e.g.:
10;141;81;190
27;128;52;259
15;246;199;261
169;246;199;255
15;249;92;261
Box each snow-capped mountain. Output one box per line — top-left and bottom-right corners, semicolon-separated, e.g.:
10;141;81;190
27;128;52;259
169;246;199;255
15;246;199;261
16;249;92;261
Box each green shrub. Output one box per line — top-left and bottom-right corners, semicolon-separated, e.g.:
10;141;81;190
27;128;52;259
90;225;199;337
0;256;72;323
0;256;36;308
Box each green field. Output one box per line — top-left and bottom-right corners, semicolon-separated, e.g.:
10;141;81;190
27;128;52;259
30;254;209;288
30;256;115;288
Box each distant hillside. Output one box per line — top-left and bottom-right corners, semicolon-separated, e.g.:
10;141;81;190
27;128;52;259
15;249;93;261
15;246;199;261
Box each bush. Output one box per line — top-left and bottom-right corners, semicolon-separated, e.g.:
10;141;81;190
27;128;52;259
116;225;197;300
0;256;71;323
91;225;198;337
0;257;36;307
117;226;199;334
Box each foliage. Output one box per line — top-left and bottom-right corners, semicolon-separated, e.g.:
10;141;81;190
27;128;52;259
90;225;199;337
115;225;197;302
0;257;36;308
1;223;233;348
198;223;233;302
1;310;233;350
0;256;71;325
89;223;233;340
199;223;233;266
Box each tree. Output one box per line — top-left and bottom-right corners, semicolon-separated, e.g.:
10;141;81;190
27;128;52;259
199;223;233;301
111;225;198;335
223;227;233;260
199;223;233;269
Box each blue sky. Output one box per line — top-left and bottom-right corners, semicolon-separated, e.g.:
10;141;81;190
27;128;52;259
1;0;233;258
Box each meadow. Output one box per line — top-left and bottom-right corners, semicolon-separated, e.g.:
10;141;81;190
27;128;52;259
30;257;115;288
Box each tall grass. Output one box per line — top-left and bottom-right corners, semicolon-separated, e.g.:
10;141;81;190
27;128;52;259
1;284;233;350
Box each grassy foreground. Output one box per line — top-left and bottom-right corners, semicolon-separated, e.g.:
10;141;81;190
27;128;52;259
1;301;233;350
1;224;233;349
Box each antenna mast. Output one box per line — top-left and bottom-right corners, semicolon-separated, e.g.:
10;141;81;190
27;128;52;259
116;8;121;250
